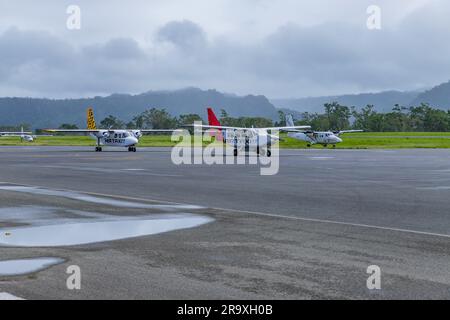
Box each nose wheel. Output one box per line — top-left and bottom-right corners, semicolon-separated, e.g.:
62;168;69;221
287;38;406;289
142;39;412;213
128;147;137;152
95;147;102;152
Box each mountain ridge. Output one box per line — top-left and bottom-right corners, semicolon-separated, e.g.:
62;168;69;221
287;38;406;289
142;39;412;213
2;79;450;128
0;88;278;128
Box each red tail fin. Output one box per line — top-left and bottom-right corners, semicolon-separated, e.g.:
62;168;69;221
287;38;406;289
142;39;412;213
206;107;223;141
207;107;221;126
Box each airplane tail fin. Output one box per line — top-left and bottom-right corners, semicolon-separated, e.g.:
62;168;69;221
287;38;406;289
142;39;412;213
286;114;295;127
206;107;223;141
87;107;97;130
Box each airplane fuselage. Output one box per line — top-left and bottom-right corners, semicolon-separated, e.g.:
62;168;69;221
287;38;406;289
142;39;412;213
90;130;139;147
288;131;342;146
0;133;34;142
22;135;34;142
222;129;279;149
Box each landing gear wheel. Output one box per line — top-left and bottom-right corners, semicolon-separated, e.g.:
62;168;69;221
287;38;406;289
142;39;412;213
128;147;137;152
333;145;336;148
323;144;328;148
307;144;311;148
95;147;102;152
267;149;271;157
233;149;238;157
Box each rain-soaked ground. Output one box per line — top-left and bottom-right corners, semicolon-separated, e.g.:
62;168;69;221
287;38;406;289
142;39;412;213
0;183;213;277
2;148;450;299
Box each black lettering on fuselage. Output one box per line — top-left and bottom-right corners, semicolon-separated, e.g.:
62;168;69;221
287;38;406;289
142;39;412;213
104;138;125;144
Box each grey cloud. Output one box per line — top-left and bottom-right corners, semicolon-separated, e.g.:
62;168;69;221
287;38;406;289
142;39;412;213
157;20;207;50
0;27;75;68
1;2;450;99
83;38;146;60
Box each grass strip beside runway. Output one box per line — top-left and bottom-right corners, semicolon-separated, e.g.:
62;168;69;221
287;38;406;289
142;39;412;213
1;132;450;149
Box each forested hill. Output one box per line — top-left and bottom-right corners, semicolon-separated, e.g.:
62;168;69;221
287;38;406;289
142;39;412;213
0;88;278;128
412;80;450;108
271;91;420;113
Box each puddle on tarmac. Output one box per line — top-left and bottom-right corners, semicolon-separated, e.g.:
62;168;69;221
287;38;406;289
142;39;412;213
0;214;213;247
0;206;130;225
0;257;64;276
0;186;203;210
0;185;213;247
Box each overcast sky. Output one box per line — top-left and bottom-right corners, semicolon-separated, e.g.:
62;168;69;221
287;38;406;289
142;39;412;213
0;0;448;98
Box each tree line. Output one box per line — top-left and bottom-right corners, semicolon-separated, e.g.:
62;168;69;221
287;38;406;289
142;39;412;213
58;108;274;131
55;103;450;132
3;103;450;133
287;102;450;132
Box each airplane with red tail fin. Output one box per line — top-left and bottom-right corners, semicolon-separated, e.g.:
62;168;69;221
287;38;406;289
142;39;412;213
191;107;311;157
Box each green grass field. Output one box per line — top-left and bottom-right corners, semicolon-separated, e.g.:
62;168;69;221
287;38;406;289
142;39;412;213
1;132;450;149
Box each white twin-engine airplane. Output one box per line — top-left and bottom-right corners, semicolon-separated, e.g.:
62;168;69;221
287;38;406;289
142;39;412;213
193;108;311;157
45;108;176;152
285;114;363;147
0;127;35;142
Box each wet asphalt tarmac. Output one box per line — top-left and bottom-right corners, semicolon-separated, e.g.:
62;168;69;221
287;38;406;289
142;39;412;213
0;146;450;299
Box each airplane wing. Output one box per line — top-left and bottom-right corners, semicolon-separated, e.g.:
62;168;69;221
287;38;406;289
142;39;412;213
43;129;101;133
335;130;364;134
188;124;247;130
139;129;182;133
0;131;32;135
188;124;311;131
262;125;311;131
45;129;182;134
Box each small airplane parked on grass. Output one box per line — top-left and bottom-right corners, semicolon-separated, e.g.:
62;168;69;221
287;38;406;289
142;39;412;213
285;114;363;148
0;127;36;142
190;108;311;157
45;108;177;152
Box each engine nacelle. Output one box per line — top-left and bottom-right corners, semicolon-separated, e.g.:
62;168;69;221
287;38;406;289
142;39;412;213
132;130;143;138
99;130;110;138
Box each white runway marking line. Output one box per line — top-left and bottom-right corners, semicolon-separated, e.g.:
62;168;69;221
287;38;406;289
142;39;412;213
219;208;450;240
32;165;182;177
308;157;335;160
417;186;450;190
0;292;24;300
2;181;450;240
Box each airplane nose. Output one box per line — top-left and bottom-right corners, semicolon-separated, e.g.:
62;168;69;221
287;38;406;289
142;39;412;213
336;137;343;143
130;137;138;144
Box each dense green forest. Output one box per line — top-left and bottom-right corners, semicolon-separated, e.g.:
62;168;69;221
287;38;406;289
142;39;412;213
2;102;450;133
290;102;450;132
